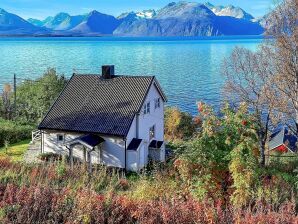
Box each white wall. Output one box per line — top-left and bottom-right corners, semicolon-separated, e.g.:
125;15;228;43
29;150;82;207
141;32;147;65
126;82;165;165
126;82;164;144
42;131;126;168
127;150;138;171
149;144;165;162
100;136;126;168
126;116;137;143
125;82;165;168
138;83;165;143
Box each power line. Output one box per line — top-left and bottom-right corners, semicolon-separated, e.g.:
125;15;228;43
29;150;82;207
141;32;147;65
13;74;16;115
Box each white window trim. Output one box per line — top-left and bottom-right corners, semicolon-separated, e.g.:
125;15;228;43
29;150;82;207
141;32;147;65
149;125;155;140
143;101;151;115
154;98;160;109
57;134;65;144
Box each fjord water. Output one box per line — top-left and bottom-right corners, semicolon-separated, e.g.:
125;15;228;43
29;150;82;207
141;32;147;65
0;36;262;114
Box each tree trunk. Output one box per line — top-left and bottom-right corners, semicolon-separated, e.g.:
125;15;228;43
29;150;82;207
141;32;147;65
259;113;270;167
260;139;266;167
295;108;298;136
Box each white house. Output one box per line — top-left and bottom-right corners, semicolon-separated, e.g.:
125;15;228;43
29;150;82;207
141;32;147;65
38;65;167;172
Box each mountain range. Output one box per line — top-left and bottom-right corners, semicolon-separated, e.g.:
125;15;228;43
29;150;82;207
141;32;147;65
0;1;267;36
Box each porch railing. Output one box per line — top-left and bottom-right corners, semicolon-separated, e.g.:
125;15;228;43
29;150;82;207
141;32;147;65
31;130;41;143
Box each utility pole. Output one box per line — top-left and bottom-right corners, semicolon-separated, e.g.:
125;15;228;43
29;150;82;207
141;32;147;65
13;74;16;115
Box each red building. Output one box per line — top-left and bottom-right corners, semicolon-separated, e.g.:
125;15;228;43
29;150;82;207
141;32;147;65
268;127;297;153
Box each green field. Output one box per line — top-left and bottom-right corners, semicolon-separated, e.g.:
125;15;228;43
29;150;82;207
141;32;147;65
0;140;30;161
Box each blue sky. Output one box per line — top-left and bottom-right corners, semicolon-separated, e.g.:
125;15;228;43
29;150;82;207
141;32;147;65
1;0;274;19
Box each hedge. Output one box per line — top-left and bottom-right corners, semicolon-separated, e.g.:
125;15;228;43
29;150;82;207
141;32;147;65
0;119;34;147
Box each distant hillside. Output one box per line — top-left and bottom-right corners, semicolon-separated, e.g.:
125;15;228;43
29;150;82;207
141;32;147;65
70;11;120;35
0;1;268;36
0;8;46;35
28;13;87;31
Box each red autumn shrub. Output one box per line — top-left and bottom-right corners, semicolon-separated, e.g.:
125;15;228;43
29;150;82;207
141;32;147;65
50;188;74;223
0;158;14;169
116;178;130;191
234;199;298;224
106;196;137;224
1;185;54;223
1;183;18;206
0;184;296;223
72;189;105;224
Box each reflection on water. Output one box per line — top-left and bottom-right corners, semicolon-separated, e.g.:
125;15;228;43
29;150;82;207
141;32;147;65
0;37;262;114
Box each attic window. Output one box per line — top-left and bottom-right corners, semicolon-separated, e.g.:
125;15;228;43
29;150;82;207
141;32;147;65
143;102;150;115
155;98;160;109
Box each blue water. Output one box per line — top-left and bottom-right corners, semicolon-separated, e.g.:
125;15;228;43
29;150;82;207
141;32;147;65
0;36;262;114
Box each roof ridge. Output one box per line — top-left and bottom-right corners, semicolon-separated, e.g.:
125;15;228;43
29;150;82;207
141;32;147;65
73;74;155;78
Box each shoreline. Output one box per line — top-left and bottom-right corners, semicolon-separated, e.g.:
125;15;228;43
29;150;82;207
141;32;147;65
0;35;266;41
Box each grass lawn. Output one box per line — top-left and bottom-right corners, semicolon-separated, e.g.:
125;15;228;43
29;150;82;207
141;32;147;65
0;140;30;162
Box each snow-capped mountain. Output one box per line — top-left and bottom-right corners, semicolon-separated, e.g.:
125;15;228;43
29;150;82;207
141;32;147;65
136;10;156;19
118;9;156;21
0;1;267;36
155;1;211;19
204;2;254;21
114;1;263;36
115;2;219;36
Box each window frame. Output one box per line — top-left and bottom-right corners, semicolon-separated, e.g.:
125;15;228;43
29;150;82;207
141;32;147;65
143;101;151;115
149;125;155;140
146;102;150;114
155;98;160;109
57;134;64;143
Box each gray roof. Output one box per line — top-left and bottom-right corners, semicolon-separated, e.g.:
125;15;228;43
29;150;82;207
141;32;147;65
66;134;105;149
127;138;142;151
268;128;285;150
149;140;164;148
39;74;166;137
269;127;298;152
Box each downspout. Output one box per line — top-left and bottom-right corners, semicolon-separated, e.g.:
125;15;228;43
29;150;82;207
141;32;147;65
136;114;139;171
40;130;43;154
136;113;140;139
124;138;127;171
42;131;44;154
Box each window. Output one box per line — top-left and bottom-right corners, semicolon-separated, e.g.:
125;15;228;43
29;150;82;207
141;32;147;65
155;98;160;109
143;101;150;114
57;134;64;143
149;125;155;140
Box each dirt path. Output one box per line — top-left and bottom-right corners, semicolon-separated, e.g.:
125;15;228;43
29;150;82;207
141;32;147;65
23;142;42;163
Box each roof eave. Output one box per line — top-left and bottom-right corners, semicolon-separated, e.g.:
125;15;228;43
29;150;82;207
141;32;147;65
39;127;126;139
153;77;168;102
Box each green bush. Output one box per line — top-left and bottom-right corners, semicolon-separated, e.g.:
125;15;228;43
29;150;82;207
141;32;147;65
0;119;34;147
269;152;298;173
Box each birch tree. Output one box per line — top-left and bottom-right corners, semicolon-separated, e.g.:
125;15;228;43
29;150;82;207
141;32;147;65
264;0;298;133
222;47;274;166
